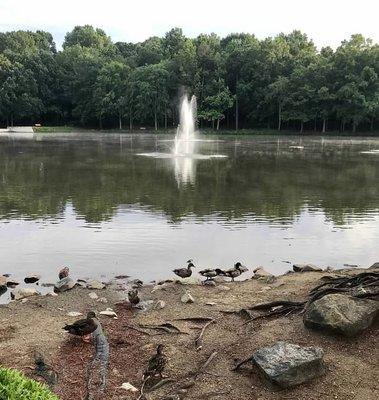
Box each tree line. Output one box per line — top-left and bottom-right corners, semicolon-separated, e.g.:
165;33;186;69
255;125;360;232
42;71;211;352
0;26;378;133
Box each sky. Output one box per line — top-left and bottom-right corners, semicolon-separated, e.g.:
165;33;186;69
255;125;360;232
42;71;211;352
0;0;378;49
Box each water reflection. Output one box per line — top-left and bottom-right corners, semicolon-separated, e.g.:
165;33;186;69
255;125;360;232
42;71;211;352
173;155;196;186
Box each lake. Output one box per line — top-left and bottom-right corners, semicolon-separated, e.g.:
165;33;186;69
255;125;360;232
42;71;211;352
0;133;378;299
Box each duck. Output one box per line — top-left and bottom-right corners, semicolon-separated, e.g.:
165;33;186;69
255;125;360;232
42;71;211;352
63;311;98;342
199;268;224;281
128;288;140;306
58;267;70;280
143;344;167;380
173;260;195;279
219;262;248;281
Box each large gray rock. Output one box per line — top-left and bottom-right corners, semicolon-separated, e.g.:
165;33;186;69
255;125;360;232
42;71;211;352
54;277;76;293
304;294;379;337
253;341;324;388
369;262;379;269
293;264;322;272
252;267;274;280
0;276;7;288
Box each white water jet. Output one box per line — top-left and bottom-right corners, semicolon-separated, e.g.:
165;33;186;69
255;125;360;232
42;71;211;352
173;95;197;156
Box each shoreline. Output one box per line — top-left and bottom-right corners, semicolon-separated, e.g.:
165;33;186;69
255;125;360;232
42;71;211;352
0;265;378;399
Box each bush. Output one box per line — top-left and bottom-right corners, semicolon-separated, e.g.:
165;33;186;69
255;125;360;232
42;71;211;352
0;367;58;400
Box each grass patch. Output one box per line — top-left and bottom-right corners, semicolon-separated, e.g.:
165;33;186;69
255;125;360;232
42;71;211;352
0;367;58;400
34;126;74;133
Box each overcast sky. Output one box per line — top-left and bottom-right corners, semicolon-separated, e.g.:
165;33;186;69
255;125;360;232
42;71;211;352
0;0;378;49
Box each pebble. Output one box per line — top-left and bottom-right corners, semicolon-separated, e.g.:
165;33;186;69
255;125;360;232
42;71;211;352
153;300;166;309
11;287;40;300
67;311;83;317
46;292;58;297
100;308;118;317
120;382;138;392
88;292;99;300
206;302;216;306
86;280;105;290
181;291;195;303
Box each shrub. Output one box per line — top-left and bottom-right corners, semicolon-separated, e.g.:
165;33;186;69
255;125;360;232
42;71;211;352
0;367;58;400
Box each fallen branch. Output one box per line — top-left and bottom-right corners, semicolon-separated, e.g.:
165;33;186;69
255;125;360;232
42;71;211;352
195;319;215;350
124;324;151;336
231;355;254;371
194;351;218;377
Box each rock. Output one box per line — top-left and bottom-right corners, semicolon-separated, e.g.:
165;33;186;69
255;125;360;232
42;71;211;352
130;279;143;288
0;276;7;288
303;294;379;337
11;288;40;300
252;267;274;280
151;282;171;292
253;341;325;388
100;308;117;318
97;297;108;303
21;298;28;303
293;264;322;273
153;300;166;309
54;277;76;293
177;276;202;285
369;262;379;269
217;285;231;291
24;274;41;284
181;292;195;303
202;280;216;287
343;263;358;268
325;266;334;272
88;292;99;300
46;291;58;297
86;280;105;290
67;311;83;317
264;275;277;284
0;286;7;296
120;382;138;392
206;302;216;306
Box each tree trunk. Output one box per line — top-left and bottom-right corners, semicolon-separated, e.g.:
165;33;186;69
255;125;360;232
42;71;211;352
235;76;239;131
352;122;356;133
322;118;326;133
277;102;282;131
154;111;158;131
370;116;374;131
300;121;304;133
212;119;215;130
216;118;220;130
10;114;13;127
119;112;122;130
314;118;317;131
129;112;133;131
164;111;167;130
99;114;102;130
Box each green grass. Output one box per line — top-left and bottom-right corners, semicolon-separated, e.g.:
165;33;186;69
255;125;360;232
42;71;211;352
0;368;58;400
34;126;75;133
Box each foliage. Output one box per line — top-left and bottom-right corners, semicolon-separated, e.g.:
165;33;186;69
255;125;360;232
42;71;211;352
0;367;58;400
0;27;378;132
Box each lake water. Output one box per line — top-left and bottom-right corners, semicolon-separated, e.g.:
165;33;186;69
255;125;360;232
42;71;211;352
0;133;378;299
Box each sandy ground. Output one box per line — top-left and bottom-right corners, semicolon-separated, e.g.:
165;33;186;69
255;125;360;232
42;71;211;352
0;270;378;400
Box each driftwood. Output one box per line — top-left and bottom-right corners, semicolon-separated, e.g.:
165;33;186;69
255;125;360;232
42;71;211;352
139;323;188;335
195;319;215;350
231;355;254;371
194;351;218;377
124;324;152;336
174;317;214;323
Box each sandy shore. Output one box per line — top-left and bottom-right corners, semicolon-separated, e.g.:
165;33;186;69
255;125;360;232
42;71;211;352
0;268;378;400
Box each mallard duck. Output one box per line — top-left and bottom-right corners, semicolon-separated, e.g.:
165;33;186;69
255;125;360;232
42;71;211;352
199;268;224;280
58;267;70;280
143;344;167;380
128;289;140;306
173;260;195;279
219;262;248;281
63;311;98;342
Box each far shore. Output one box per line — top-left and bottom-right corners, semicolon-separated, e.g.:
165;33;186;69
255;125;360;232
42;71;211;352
0;265;377;400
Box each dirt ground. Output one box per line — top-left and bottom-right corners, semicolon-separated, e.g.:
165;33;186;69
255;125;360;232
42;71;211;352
0;270;378;400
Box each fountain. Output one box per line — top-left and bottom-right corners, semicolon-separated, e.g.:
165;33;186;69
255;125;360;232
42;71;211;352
173;95;197;156
138;94;226;185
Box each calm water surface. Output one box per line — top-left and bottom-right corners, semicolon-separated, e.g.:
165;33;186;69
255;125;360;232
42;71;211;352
0;133;378;300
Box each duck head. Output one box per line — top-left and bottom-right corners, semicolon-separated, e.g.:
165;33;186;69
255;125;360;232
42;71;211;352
187;260;195;269
87;311;96;319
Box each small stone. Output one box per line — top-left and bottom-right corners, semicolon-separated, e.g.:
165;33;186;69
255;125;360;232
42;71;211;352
206;302;216;306
253;341;325;388
292;264;322;273
11;288;40;300
100;308;117;317
253;267;274;280
181;292;195;303
97;297;108;303
203;280;216;287
0;276;8;287
24;274;41;284
21;298;28;303
87;280;105;290
177;276;202;285
217;285;231;291
120;382;138;392
67;311;83;317
46;291;58;297
153;300;166;309
88;292;99;300
54;277;76;293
